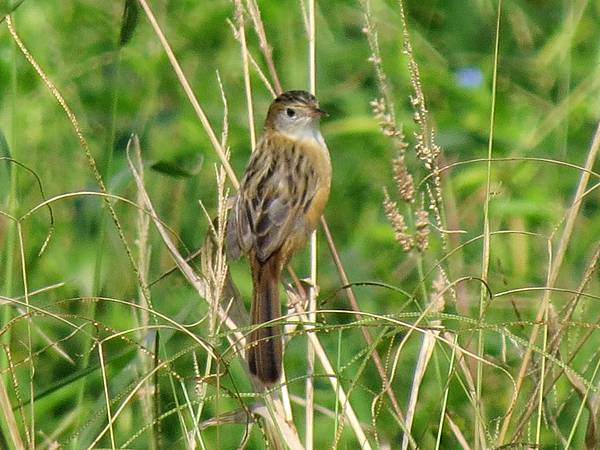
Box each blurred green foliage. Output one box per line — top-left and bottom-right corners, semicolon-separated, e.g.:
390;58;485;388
1;0;600;448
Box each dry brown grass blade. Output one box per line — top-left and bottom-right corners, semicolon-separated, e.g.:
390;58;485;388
401;330;438;450
137;0;239;189
97;342;116;450
557;318;599;450
305;2;317;447
0;373;25;450
293;302;373;449
321;219;406;424
127;136;304;449
445;413;472;450
244;0;283;94
473;1;502;447
126;135;243;348
130;122;156;448
401;284;444;450
233;0;257;150
498;121;600;443
510;239;600;442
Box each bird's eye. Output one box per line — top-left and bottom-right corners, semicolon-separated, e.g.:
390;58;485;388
286;108;296;118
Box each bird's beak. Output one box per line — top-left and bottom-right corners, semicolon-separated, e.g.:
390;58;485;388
312;107;328;118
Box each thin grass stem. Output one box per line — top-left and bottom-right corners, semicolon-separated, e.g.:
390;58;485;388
476;2;502;447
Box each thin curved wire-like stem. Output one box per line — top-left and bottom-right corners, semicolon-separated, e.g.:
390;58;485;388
498;120;600;444
418;156;600;189
507;227;600;441
5;15;151;309
321;219;407;424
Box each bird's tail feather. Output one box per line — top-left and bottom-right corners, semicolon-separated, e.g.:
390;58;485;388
248;255;282;384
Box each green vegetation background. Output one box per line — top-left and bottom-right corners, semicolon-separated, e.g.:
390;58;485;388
1;0;599;448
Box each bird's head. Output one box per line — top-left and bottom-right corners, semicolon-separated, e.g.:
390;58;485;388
265;90;327;139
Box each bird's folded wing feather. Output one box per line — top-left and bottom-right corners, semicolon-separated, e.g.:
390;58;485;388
227;135;318;262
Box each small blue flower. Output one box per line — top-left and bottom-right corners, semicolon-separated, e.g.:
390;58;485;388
455;67;483;88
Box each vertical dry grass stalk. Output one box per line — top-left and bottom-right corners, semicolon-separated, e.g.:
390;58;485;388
131;136;157;447
305;0;318;447
15;218;33;449
202;77;233;356
244;0;282;94
233;0;256;150
401;275;446;450
0;351;25;450
509;240;600;445
198;167;231;446
97;341;116;449
498;121;600;445
135;2;376;447
137;0;239;189
197;88;232;426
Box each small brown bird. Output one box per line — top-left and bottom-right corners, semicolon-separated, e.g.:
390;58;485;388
227;90;331;384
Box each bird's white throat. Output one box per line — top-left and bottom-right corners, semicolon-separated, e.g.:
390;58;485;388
286;125;326;148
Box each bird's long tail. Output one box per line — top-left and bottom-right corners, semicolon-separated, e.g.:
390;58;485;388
248;255;282;384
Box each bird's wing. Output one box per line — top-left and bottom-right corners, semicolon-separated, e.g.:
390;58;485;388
228;134;319;263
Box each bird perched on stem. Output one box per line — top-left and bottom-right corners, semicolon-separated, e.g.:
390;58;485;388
227;90;331;385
